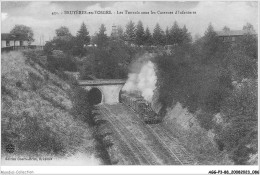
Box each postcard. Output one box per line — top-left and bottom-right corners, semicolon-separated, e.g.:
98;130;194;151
1;1;259;174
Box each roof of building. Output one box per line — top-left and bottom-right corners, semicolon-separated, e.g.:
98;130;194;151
216;30;257;37
1;33;29;41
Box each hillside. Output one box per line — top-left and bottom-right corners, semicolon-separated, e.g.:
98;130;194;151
1;50;100;165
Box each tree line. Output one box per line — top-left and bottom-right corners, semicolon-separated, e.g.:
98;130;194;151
6;20;193;50
122;20;192;46
44;20;192;55
42;20;193;79
44;22;142;79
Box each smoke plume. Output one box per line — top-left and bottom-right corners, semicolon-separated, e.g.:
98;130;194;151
122;53;157;102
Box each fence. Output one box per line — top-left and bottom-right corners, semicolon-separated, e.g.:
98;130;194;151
1;45;44;53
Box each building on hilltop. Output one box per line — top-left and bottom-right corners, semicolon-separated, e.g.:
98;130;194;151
216;28;257;43
1;33;29;48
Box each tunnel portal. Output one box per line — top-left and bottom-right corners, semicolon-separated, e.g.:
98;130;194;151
78;79;126;105
88;88;102;105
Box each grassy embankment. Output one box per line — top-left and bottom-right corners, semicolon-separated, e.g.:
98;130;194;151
1;50;100;164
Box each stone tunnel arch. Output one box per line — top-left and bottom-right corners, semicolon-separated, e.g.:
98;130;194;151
88;87;103;105
78;79;126;104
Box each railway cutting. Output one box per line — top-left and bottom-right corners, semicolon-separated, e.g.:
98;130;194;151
95;98;197;165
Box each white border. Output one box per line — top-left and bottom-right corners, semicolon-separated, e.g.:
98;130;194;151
1;166;259;175
1;0;259;175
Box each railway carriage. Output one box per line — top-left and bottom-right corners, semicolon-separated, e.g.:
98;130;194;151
136;100;146;114
120;92;162;124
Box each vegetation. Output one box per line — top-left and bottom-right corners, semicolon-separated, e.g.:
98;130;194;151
1;51;96;161
42;20;195;79
70;83;94;125
44;26;75;55
95;24;109;48
154;23;257;164
77;40;145;79
144;27;153;46
55;26;72;37
46;51;77;73
219;80;257;164
153;23;165;46
125;20;136;44
10;24;34;44
135;21;145;46
74;22;91;56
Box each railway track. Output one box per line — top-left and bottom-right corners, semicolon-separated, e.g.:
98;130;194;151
106;104;184;165
93;109;140;165
104;122;141;165
119;104;185;165
104;104;187;165
120;103;197;165
158;124;195;157
149;124;196;164
97;106;157;165
96;104;196;165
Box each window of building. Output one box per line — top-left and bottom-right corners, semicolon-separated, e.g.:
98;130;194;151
6;40;10;46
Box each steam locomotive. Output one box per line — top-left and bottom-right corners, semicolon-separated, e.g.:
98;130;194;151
120;92;162;124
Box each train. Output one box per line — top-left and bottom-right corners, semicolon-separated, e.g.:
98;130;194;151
120;92;162;124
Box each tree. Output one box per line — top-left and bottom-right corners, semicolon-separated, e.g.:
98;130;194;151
202;23;220;62
223;26;230;32
153;23;165;46
165;27;171;45
242;23;255;32
117;25;124;40
135;20;145;46
227;33;257;80
111;25;124;41
180;25;192;45
10;24;34;44
143;27;153;46
91;33;98;46
55;26;71;37
170;21;182;45
46;26;74;54
204;23;216;38
125;20;136;44
95;24;108;48
76;22;90;48
219;80;257;164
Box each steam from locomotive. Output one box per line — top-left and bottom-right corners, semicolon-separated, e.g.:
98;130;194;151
121;54;162;124
122;54;157;102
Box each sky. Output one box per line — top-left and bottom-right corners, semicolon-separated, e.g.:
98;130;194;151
1;1;258;45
